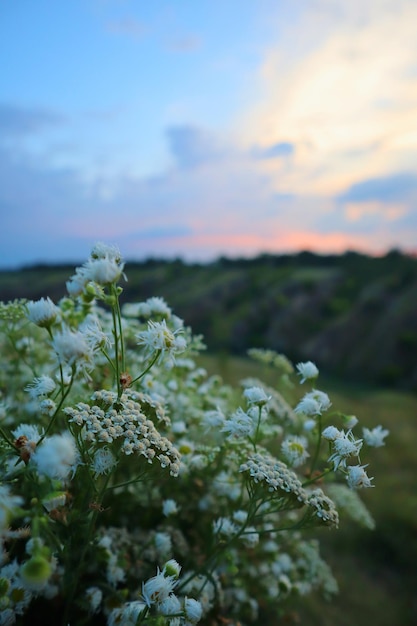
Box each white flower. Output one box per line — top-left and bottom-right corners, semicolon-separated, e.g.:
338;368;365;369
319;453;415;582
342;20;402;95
240;527;259;548
322;426;341;441
142;569;178;607
136;320;186;363
295;390;331;416
362;425;389;447
346;464;374;489
32;432;80;480
85;586;103;614
243;386;271;407
213;517;237;538
26;297;60;327
39;398;56;416
281;435;310;467
155;532;172;556
158;593;181;616
92;448;117;475
296;361;319;383
52;328;94;370
108;601;147;626
221;407;254;439
328;430;363;470
84;257;124;285
25;375;56;399
184;597;203;623
91;241;122;262
12;423;42;444
162;499;179;516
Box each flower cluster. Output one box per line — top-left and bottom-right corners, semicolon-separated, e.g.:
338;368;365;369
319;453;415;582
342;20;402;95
0;243;388;625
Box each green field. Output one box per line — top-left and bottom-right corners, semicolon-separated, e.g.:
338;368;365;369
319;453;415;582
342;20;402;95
198;354;417;626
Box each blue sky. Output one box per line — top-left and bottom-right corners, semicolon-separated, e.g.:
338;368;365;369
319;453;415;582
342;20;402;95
1;0;417;268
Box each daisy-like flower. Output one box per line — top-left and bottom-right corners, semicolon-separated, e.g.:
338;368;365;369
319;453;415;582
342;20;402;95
281;435;310;467
362;425;389;448
26;297;60;328
296;361;319;383
25;375;56;399
346;464;374;489
136;320;186;364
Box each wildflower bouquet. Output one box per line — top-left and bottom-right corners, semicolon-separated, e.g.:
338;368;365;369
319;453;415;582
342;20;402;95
0;243;388;625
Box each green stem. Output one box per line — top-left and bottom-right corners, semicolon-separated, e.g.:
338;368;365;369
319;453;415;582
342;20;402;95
130;351;161;386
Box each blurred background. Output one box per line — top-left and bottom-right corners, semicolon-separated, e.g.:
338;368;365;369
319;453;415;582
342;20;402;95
1;1;417;624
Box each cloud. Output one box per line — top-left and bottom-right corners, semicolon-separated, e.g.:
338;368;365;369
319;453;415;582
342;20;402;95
252;142;295;159
338;173;417;204
242;0;417;195
166;125;226;169
0;103;66;138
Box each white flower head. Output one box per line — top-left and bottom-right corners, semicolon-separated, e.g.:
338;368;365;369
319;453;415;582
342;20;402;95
52;328;94;371
142;569;178;607
85;586;103;614
26;297;60;328
32;432;80;480
322;426;342;441
184;597;203;623
221;407;254;439
362;425;389;448
295;390;331;416
281;435;310;467
25;375;56;399
136;320;186;364
162;499;179;516
346;464;374;489
328;430;363;470
92;447;117;476
243;386;271;407
296;361;319;383
84;256;124;286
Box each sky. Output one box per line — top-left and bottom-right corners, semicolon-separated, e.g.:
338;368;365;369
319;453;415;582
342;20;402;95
1;0;417;268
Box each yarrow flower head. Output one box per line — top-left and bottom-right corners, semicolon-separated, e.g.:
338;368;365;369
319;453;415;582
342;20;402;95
296;361;319;383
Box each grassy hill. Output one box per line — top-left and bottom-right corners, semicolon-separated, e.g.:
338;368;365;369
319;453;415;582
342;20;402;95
1;249;417;390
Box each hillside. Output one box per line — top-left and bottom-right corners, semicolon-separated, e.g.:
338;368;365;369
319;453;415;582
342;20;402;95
1;249;416;390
